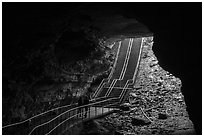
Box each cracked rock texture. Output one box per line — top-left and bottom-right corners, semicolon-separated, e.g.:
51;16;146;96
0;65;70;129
91;36;195;135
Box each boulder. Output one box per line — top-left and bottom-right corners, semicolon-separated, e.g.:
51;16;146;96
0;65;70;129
119;103;131;111
158;113;168;120
129;92;137;98
115;130;123;135
131;117;151;126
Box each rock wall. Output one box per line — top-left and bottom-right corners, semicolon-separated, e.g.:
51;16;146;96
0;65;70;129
131;36;195;134
97;36;195;135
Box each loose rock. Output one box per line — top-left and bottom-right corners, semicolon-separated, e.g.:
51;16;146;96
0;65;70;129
119;103;131;111
131;117;151;126
158;113;168;120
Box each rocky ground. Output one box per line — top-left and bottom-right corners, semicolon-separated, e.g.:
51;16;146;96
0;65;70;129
78;37;195;135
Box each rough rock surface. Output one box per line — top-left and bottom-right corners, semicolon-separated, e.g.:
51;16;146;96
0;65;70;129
2;21;112;126
84;36;195;135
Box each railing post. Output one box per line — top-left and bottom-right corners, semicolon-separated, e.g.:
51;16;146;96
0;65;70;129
95;107;96;117
89;106;90;119
48;121;50;135
76;109;78;121
49;121;51;134
78;108;80;124
39;121;42;135
43;122;45;135
80;107;83;121
81;107;83;122
108;100;110;111
33;118;36;135
59;118;62;135
40;124;42;135
52;125;55;135
68;114;70;133
59;117;61;134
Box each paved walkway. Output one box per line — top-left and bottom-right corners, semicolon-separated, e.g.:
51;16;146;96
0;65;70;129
95;38;143;100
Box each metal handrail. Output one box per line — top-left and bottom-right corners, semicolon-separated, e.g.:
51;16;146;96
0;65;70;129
133;37;144;83
105;79;116;96
32;97;119;134
29;97;118;134
47;99;119;135
119;80;131;103
105;38;133;97
92;41;121;98
46;110;80;134
119;38;144;103
3;95;106;129
2;102;77;129
91;96;108;101
119;38;133;80
107;41;121;80
92;79;106;98
2;95;109;131
3;78;129;134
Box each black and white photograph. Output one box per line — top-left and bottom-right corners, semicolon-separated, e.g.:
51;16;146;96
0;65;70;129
2;1;202;135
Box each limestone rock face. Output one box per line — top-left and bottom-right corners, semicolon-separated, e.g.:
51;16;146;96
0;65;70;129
132;36;195;134
98;36;195;135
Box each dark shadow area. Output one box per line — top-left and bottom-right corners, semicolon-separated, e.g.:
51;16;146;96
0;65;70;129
55;30;96;65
